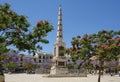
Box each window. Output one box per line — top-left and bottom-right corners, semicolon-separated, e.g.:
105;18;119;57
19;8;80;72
43;56;45;59
46;56;48;59
50;56;53;59
43;60;45;62
68;60;70;62
59;46;64;56
58;62;64;66
54;47;56;56
39;60;41;63
39;56;41;59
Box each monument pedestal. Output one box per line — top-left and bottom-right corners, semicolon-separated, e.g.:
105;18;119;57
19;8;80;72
50;66;68;76
49;66;87;77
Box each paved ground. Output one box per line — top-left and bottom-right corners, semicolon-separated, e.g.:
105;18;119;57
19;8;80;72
5;73;120;82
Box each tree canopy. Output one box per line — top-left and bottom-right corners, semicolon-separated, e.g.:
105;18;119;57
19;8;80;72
0;3;53;82
66;30;120;82
0;3;53;56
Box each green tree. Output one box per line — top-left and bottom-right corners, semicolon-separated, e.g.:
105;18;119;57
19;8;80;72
23;63;37;72
91;30;120;82
66;30;120;82
67;63;74;69
3;63;17;72
0;3;53;81
66;35;94;68
0;3;53;54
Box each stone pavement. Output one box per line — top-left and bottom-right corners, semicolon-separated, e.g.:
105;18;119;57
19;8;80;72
5;73;120;82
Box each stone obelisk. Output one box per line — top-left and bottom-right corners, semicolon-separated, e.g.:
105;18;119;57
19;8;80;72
50;5;68;75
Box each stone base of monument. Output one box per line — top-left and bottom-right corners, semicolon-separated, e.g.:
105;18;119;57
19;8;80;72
50;66;68;75
48;74;87;77
49;66;87;77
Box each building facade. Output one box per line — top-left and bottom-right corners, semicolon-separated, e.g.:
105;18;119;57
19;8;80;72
34;52;53;64
33;52;53;73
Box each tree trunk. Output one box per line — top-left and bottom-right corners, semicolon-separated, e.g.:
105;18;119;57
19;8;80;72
98;68;101;82
0;62;5;82
98;61;103;82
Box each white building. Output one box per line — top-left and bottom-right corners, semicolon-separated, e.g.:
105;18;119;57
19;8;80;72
33;52;53;73
34;52;53;64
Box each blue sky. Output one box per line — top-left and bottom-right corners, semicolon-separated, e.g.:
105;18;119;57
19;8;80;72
0;0;120;54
